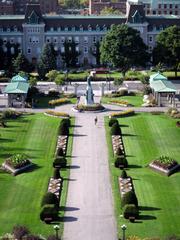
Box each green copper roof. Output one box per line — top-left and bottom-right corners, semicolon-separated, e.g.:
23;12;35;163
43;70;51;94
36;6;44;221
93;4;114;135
149;72;167;82
150;79;176;93
4;82;29;94
11;75;28;83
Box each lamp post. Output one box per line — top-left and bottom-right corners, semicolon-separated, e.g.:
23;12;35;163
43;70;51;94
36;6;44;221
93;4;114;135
121;224;127;240
54;225;60;240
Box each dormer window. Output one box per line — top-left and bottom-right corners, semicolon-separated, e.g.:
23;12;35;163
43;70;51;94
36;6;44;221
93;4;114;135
103;25;107;31
28;10;39;24
79;25;83;31
96;25;100;31
0;28;3;32
14;27;17;32
88;25;92;31
72;26;76;31
64;26;68;31
50;27;54;32
132;10;143;24
7;28;10;32
58;27;61;32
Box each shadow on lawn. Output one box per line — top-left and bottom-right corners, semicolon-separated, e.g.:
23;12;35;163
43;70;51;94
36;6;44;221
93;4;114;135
127;164;142;169
139;206;161;211
63;177;77;181
59;206;80;211
66;165;80;169
0;138;15;142
138;215;157;221
122;133;137;137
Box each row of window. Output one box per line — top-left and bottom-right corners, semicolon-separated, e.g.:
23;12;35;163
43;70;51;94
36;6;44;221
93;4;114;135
46;36;103;44
146;9;179;15
48;25;108;32
0;27;19;32
2;37;22;44
26;46;95;55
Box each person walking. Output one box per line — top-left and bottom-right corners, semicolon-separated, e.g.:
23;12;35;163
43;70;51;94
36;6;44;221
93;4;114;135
94;116;98;125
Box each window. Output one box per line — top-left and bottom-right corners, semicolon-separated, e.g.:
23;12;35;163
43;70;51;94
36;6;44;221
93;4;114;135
164;4;167;9
72;26;76;31
61;46;65;53
64;26;68;31
84;47;88;54
53;37;57;43
159;4;161;8
58;27;61;32
68;36;72;42
149;46;153;51
7;28;10;32
75;46;79;52
75;36;79;43
170;4;172;9
88;25;92;31
27;48;31;54
10;38;14;44
80;25;83;31
96;25;100;31
17;38;22;44
149;36;153;42
61;37;65;43
0;28;3;32
153;10;156;14
170;11;172;14
84;36;88;43
158;11;161;14
14;27;17;32
46;37;51;43
100;36;103;41
3;38;7;44
93;36;96;43
29;37;32;43
50;27;54;32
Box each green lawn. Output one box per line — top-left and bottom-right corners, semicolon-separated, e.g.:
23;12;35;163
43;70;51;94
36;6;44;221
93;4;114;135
105;113;180;239
0;113;74;237
101;95;143;107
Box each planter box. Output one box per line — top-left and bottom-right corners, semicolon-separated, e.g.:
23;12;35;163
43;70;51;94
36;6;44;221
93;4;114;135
149;162;180;176
2;162;34;176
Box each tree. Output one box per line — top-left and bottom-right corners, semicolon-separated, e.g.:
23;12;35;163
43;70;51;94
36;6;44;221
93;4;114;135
152;25;180;77
29;76;37;87
13;53;32;73
38;43;57;79
100;24;149;77
61;40;80;68
55;74;65;86
90;40;101;66
46;70;59;82
63;0;80;9
100;6;123;15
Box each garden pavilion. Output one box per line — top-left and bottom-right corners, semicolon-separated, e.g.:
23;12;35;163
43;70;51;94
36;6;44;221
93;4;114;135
4;74;29;108
149;72;176;107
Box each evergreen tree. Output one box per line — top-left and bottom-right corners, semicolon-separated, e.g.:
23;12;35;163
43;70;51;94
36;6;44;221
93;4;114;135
38;43;57;79
13;53;32;73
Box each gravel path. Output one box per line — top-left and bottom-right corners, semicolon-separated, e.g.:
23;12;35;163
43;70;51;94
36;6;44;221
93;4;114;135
63;113;117;240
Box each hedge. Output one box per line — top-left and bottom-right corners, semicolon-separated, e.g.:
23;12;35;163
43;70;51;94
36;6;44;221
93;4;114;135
121;191;138;208
114;156;128;168
58;123;69;136
53;157;67;168
123;204;139;219
110;123;121;136
110;109;135;118
41;192;59;207
109;118;119;127
40;204;58;222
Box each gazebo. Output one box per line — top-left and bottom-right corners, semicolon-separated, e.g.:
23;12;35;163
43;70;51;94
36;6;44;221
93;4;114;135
149;72;176;107
4;74;29;108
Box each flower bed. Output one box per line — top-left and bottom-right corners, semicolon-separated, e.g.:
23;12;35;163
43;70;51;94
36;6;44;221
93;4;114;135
75;103;105;112
119;177;133;196
49;98;71;106
109;100;129;107
110;109;135;118
149;156;179;176
2;153;33;175
56;136;68;155
45;110;70;118
112;135;125;156
48;177;62;199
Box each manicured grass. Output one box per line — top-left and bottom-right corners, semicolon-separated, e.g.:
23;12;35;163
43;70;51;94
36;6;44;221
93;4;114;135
105;113;180;238
0;113;74;237
101;95;143;107
34;96;77;108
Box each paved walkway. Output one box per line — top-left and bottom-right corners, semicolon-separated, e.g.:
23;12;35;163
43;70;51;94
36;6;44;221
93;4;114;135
63;113;117;240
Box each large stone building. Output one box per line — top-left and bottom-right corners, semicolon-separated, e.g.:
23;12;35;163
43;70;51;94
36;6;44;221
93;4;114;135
0;0;14;15
130;0;180;15
0;1;179;68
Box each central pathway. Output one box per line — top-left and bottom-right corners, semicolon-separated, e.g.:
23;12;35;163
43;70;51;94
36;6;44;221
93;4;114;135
63;113;117;240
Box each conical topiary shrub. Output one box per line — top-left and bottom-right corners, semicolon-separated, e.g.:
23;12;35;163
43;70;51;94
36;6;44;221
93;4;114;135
41;192;59;207
53;168;61;179
121;170;128;179
111;122;121;135
121;190;138;208
56;147;64;157
109;118;119;127
123;204;139;220
59;123;69;135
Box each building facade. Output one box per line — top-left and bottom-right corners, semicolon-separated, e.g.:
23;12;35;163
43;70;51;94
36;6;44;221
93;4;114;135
0;2;179;68
0;0;14;15
130;0;180;15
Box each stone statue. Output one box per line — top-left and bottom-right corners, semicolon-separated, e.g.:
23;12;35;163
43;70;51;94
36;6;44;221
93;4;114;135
85;71;95;105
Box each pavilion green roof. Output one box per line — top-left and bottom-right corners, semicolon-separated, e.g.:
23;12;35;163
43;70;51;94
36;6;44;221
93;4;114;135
11;74;28;83
149;72;167;82
4;82;29;94
150;79;176;93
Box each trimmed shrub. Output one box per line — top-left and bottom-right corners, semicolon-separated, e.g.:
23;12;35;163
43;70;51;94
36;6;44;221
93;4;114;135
12;225;29;240
59;123;69;136
109;118;119;127
111;123;121;136
56;147;64;157
123;204;139;219
121;191;138;208
121;170;128;179
53;168;61;179
61;118;71;128
116;147;124;156
40;204;58;222
114;156;128;168
41;192;59;207
2;109;21;119
53;157;67;168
